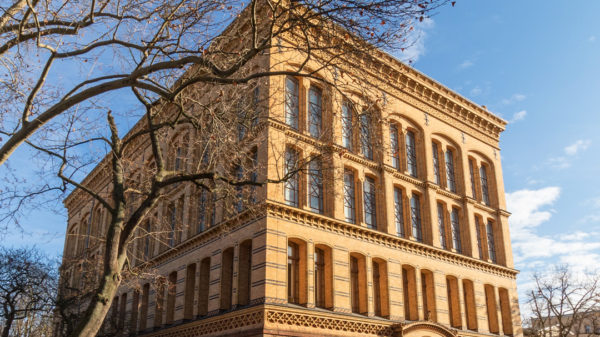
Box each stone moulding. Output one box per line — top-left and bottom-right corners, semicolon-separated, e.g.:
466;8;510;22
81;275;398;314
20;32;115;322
265;201;518;279
396;321;458;337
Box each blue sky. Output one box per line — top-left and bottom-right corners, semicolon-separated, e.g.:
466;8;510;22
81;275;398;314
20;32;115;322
403;1;600;293
3;0;600;318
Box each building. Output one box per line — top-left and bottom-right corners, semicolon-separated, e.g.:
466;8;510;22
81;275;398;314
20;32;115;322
59;5;523;337
527;312;600;337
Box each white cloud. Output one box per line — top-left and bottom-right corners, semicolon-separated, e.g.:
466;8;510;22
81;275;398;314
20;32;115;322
501;93;526;105
510;110;527;123
507;187;600;274
547;156;571;169
470;86;482;96
589;35;597;43
564;139;591;156
397;18;435;64
458;60;474;70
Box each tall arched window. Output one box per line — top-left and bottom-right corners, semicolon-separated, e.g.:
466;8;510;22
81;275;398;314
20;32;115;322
341;100;354;150
308;86;322;138
197;258;211;316
166;271;177;324
475;216;485;259
480;164;491;205
450;208;462;253
308;159;323;214
363;177;377;229
445;148;456;193
184;263;196;320
372;259;389;318
238;240;253;306
359;113;373;160
446;276;461;328
410;194;422;242
284;148;299;207
485;284;500;334
285;77;299;129
463;279;478;331
499;288;513;335
437;202;447;249
350;253;367;315
220;248;234;311
469;158;478;199
486;220;497;263
288;242;299;304
405;130;417;177
390;124;400;169
343;170;356;224
314;247;326;308
394;187;405;237
402;265;418;320
432;141;441;185
421;270;436;322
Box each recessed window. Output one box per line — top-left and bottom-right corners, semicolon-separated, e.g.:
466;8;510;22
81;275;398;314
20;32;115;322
287;242;300;304
406;130;417;177
410;194;422;242
394;187;405;237
341;101;353;150
314;247;325;308
432;142;441;185
486;220;497;263
284;148;299;207
475;216;484;259
285;77;299;129
308;159;323;214
308;87;322;138
445;149;456;193
343;170;356;224
359;114;373;160
480;165;490;205
363;177;377;229
390;124;400;169
450;208;462;253
469;159;477;199
437;203;447;249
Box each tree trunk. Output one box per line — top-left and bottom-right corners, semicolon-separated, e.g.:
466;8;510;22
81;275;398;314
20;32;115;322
2;313;14;337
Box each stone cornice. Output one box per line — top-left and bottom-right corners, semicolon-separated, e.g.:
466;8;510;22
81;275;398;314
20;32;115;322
264;201;518;278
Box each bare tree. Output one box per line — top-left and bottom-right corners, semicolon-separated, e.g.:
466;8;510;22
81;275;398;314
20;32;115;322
0;247;57;337
526;266;600;337
0;0;453;336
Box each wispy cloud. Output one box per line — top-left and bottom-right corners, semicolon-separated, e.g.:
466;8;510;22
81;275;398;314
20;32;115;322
564;139;591;156
470;86;482;96
509;110;527;123
589;35;597;43
507;187;600;274
458;60;474;70
397;18;435;64
547;139;591;169
501;93;526;105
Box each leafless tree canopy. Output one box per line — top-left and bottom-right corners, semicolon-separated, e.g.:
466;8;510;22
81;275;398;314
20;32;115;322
0;0;451;335
526;266;600;337
0;247;57;337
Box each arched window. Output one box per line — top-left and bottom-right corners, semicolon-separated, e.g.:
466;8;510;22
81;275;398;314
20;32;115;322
238;240;253;306
130;290;139;332
475;216;485;259
359;113;373;160
343;170;356;224
480;164;491;205
288;241;300;304
308;86;322;138
390;124;401;169
154;282;164;327
166;271;177;324
220;248;234;311
437;202;447;250
284;148;299;207
421;269;436;322
486;220;497;263
485;284;500;334
372;259;389;318
469;158;478;199
139;283;149;331
198;258;211;316
402;265;418;320
341;100;354;150
450;208;462;253
463;279;478;331
184;264;196;320
350;253;367;315
308;158;323;214
499;288;513;335
446;276;461;328
394;187;405;237
432;141;441;185
314;247;326;308
410;194;422;242
405;130;417;177
363;177;377;229
285;77;299;129
445;148;457;193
